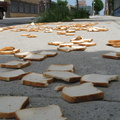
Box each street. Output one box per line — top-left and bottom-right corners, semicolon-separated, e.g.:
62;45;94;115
0;16;120;120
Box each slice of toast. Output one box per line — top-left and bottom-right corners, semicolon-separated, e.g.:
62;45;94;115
15;105;68;120
78;42;96;46
40;51;58;57
43;71;81;82
81;74;119;87
102;52;120;59
71;46;86;51
46;64;75;72
57;46;72;52
62;83;104;103
70;36;83;41
66;29;76;33
0;69;29;81
0;46;15;51
65;33;75;36
0;96;29;118
0;60;30;69
55;85;67;91
57;31;66;35
48;41;65;46
21;73;54;87
14;52;30;58
59;43;73;47
24;53;47;61
0;49;20;55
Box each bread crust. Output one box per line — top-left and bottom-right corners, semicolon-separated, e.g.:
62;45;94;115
0;46;15;51
102;54;120;59
0;49;20;55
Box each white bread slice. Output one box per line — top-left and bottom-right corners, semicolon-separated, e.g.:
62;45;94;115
65;33;75;36
0;69;29;81
62;83;104;103
55;85;67;91
78;42;96;46
24;53;47;61
14;52;30;58
21;34;30;36
43;71;81;82
59;43;73;47
71;40;85;44
81;74;119;87
15;105;68;120
102;52;120;59
0;96;29;118
71;46;86;51
0;46;15;51
21;73;54;87
57;31;66;35
0;60;30;68
108;40;120;43
48;41;65;46
57;46;71;52
66;29;76;33
46;64;74;72
27;35;37;38
0;49;20;55
40;51;58;57
70;36;83;41
44;29;53;33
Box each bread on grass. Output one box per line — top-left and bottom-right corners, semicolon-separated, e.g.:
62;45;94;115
62;83;104;103
57;46;72;52
21;73;54;87
24;53;47;61
0;69;29;81
78;42;96;46
0;48;20;55
14;52;30;58
0;96;29;118
46;64;75;72
0;60;30;69
43;71;81;82
102;52;120;59
48;41;65;46
0;46;15;51
40;51;58;57
80;74;119;87
15;105;68;120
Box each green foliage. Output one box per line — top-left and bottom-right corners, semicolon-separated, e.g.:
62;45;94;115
37;0;73;22
93;0;104;15
73;9;90;19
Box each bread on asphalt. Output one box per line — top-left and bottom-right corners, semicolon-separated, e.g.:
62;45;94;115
65;33;75;36
21;73;54;87
78;42;96;46
66;29;76;33
108;40;120;43
46;64;75;72
14;52;30;58
71;46;86;51
0;69;29;81
27;35;37;38
62;83;104;103
44;28;53;33
15;105;68;120
0;46;15;51
40;51;58;57
0;96;29;118
0;60;30;69
71;39;93;44
21;34;30;36
59;43;73;47
57;46;72;52
0;48;20;55
70;36;83;41
102;52;120;59
48;41;65;46
57;31;66;35
55;85;67;91
80;74;119;87
24;53;47;61
43;71;81;82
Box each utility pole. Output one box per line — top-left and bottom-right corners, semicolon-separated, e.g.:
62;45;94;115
92;0;95;16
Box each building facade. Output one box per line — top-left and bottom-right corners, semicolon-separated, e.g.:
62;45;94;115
114;0;120;16
0;0;39;18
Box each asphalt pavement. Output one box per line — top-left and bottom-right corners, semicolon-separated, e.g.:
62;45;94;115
0;16;120;120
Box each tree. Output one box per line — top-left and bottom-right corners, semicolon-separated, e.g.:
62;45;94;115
93;0;104;15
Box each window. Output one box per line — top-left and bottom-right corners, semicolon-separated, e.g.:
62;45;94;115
30;4;34;14
11;1;19;13
25;4;30;13
19;3;24;13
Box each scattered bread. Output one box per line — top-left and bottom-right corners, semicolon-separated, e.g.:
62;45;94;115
70;36;83;41
21;73;54;87
15;105;68;120
55;85;67;91
62;83;104;103
21;34;30;36
48;41;65;46
43;71;81;82
0;46;15;51
0;69;29;81
80;74;119;87
27;35;37;38
46;64;74;72
71;46;86;51
0;96;29;119
24;53;47;61
59;43;73;47
66;29;76;33
57;31;66;35
78;42;96;46
57;46;71;52
44;29;53;33
0;60;30;69
102;52;120;59
40;51;58;57
65;33;75;36
14;52;30;58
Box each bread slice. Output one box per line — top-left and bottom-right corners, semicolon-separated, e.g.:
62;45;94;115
0;60;30;69
78;42;96;46
43;71;81;82
46;64;74;72
116;53;120;56
24;53;47;61
0;49;20;55
44;29;53;33
102;52;120;59
0;96;29;118
48;41;65;46
57;31;66;35
66;29;76;33
21;34;30;36
62;83;104;103
81;74;119;87
15;105;68;120
55;85;67;91
14;52;30;58
59;43;73;47
65;33;75;36
0;69;29;81
0;46;15;51
21;73;54;87
108;40;120;43
27;35;37;38
71;46;86;51
70;36;83;41
57;46;72;52
40;51;58;57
